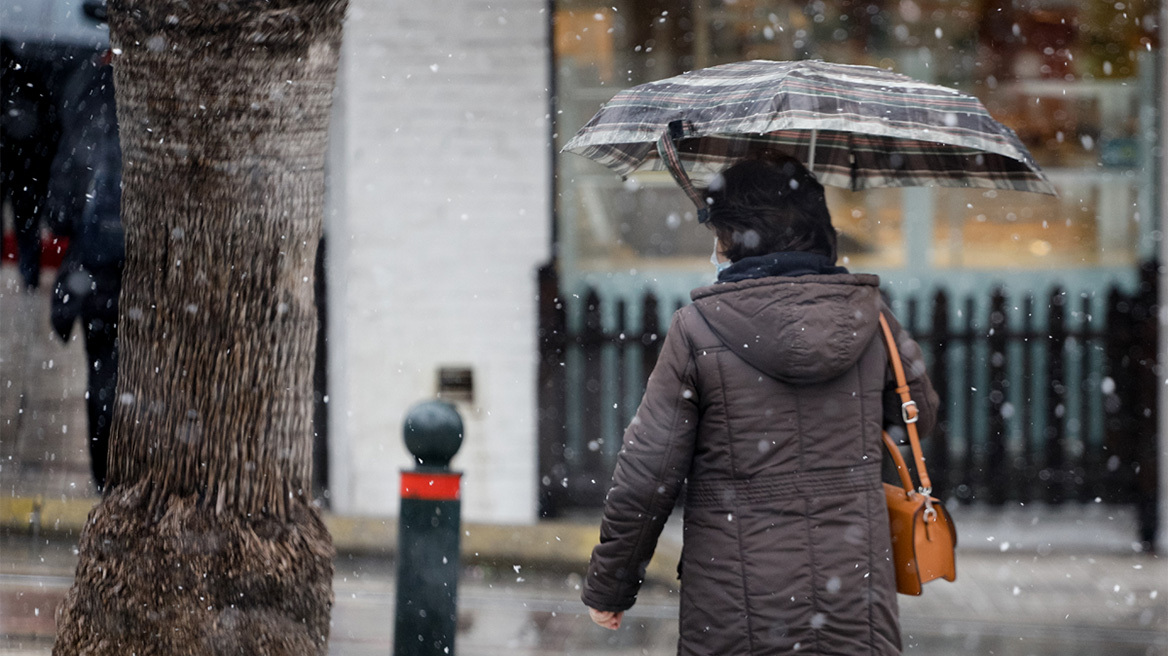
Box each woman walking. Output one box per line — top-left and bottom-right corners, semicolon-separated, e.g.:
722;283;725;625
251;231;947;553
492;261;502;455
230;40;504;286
582;156;939;655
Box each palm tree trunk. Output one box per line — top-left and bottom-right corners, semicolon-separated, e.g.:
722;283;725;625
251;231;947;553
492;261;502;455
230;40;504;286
54;1;346;653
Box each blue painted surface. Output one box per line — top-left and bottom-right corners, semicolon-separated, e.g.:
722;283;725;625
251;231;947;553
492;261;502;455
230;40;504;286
559;265;1140;334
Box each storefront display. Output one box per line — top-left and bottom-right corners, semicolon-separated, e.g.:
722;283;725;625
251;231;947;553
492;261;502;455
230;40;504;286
554;0;1160;275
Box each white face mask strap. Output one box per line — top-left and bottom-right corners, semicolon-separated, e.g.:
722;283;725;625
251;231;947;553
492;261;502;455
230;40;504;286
711;238;731;276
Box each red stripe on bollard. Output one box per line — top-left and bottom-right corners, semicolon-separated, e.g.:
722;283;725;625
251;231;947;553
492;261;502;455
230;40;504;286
401;471;461;501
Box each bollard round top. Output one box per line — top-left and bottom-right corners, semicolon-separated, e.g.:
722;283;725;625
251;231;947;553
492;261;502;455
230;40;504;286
402;400;463;469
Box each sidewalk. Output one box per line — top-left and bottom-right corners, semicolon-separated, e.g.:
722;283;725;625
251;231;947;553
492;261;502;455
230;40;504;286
0;269;92;503
2;526;1165;655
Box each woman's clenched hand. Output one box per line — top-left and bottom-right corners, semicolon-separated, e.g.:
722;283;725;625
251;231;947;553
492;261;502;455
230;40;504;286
588;607;624;630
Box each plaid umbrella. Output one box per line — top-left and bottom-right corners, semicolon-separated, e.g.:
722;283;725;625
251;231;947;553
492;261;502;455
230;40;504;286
563;59;1055;222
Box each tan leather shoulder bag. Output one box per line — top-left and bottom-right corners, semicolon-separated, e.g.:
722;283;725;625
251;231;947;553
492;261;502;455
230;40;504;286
880;313;957;596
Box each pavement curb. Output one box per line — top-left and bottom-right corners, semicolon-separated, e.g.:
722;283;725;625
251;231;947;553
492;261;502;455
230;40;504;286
2;494;1153;586
0;496;680;583
0;496;96;536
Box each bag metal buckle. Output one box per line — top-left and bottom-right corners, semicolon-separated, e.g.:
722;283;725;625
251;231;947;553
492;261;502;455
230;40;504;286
920;486;937;522
902;400;918;424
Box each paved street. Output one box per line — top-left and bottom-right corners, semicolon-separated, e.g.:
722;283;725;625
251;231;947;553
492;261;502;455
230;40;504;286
1;532;1165;656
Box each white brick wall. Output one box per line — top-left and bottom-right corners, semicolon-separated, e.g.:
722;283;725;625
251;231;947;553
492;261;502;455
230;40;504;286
326;0;551;523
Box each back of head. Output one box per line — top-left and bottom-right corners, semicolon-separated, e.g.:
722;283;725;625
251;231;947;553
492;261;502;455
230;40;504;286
706;155;837;263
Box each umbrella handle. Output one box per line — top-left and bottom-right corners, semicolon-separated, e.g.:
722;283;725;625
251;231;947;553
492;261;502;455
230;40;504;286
656;121;710;223
807;128;816;173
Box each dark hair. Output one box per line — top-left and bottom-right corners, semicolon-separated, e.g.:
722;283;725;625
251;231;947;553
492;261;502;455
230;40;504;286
705;155;837;263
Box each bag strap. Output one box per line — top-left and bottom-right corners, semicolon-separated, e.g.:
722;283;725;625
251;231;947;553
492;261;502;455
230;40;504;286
882;431;916;493
879;313;934;499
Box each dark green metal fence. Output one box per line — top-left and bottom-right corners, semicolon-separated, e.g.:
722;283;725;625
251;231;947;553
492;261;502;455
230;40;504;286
538;263;1160;544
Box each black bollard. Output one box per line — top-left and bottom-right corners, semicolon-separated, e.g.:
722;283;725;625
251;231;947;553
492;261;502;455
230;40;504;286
394;400;464;656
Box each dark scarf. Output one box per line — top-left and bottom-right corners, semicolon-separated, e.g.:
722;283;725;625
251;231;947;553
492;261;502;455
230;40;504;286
716;251;848;283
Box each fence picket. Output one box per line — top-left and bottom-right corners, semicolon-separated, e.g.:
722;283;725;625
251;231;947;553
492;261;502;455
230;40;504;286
1019;294;1036;504
1043;287;1067;505
987;288;1008;505
930;289;951;501
640;291;661;380
961;295;977;503
1103;286;1137;504
1077;293;1098;503
616;299;631;444
579;289;606;505
536;265;568;517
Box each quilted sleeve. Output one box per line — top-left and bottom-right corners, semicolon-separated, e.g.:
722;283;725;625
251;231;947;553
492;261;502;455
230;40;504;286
581;310;700;612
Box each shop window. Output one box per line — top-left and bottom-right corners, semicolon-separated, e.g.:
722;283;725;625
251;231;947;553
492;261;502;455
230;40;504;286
554;0;1159;275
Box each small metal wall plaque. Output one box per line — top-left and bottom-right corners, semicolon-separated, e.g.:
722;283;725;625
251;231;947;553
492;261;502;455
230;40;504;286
437;366;474;403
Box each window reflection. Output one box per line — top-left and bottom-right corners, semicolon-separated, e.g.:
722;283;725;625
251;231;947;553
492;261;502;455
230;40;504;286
554;0;1159;274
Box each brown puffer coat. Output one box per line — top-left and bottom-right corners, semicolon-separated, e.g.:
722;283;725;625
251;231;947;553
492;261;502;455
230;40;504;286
583;272;939;655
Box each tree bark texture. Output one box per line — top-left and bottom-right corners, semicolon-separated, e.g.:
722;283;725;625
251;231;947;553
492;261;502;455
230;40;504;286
54;1;346;654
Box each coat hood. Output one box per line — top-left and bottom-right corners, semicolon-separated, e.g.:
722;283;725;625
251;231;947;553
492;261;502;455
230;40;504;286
690;273;882;385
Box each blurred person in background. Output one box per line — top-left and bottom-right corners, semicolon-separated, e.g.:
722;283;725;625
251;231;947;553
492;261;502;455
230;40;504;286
0;39;60;290
43;44;123;492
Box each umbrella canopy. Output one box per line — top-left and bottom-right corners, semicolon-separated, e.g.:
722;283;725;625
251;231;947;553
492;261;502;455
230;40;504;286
563;59;1056;220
